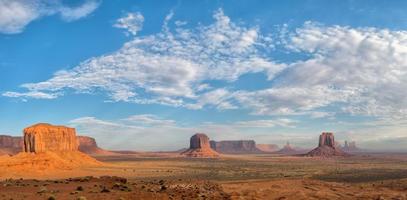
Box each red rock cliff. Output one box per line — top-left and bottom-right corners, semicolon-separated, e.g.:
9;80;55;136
23;123;78;153
77;136;111;155
0;135;23;155
182;133;219;158
210;140;263;154
306;132;347;157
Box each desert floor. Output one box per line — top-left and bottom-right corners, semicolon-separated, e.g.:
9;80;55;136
1;153;407;199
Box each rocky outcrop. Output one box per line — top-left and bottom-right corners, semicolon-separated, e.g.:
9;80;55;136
77;136;112;155
306;132;348;157
181;133;219;158
0;135;22;155
210;140;263;154
276;142;299;155
341;141;361;152
23;123;78;153
256;144;279;153
0;134;110;155
1;123;102;171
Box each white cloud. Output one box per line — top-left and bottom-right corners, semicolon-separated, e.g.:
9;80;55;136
232;86;357;115
234;118;297;128
278;22;407;119
114;12;144;36
59;0;99;22
2;91;59;99
5;9;280;109
122;114;176;127
4;9;407;125
0;0;99;34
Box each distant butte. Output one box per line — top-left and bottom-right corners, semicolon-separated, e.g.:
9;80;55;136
275;141;299;155
210;140;264;154
306;132;348;157
181;133;219;158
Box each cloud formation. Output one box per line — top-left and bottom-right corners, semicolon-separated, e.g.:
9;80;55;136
5;9;279;105
0;0;99;34
4;10;407;124
114;12;144;36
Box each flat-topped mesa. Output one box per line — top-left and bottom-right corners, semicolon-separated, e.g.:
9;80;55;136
77;136;112;155
0;135;23;155
181;133;219;158
210;140;263;154
23;123;78;153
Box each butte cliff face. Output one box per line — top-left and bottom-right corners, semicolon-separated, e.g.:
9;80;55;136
77;136;112;155
210;140;263;154
0;135;23;155
181;133;219;158
0;123;101;172
0;134;109;155
23;123;78;153
306;132;348;157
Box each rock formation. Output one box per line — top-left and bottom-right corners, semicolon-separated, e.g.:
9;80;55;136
276;141;299;155
0;135;22;155
181;133;219;158
23;123;78;153
306;132;348;157
77;136;112;155
256;144;279;153
0;134;110;155
0;123;102;171
341;140;361;152
210;140;264;154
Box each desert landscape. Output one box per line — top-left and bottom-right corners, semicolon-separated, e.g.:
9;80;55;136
0;123;406;199
1;0;407;199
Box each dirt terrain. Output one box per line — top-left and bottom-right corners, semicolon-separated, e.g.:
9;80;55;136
0;152;406;199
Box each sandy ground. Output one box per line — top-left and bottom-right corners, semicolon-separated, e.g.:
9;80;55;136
0;152;407;199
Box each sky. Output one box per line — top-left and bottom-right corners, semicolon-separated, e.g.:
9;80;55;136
1;0;407;151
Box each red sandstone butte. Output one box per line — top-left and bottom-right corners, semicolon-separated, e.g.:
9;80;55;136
182;133;219;158
23;123;78;153
306;132;348;157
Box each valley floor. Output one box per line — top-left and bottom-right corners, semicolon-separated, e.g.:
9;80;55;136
0;153;407;199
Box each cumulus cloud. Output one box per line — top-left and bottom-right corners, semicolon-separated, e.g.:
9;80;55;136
5;9;280;107
278;22;407;119
0;0;99;34
2;91;59;99
4;10;407;125
114;12;144;35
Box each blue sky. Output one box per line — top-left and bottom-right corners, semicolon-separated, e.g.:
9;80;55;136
1;0;407;151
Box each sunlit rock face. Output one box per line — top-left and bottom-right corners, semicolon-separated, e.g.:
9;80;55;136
182;133;219;158
23;123;78;153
